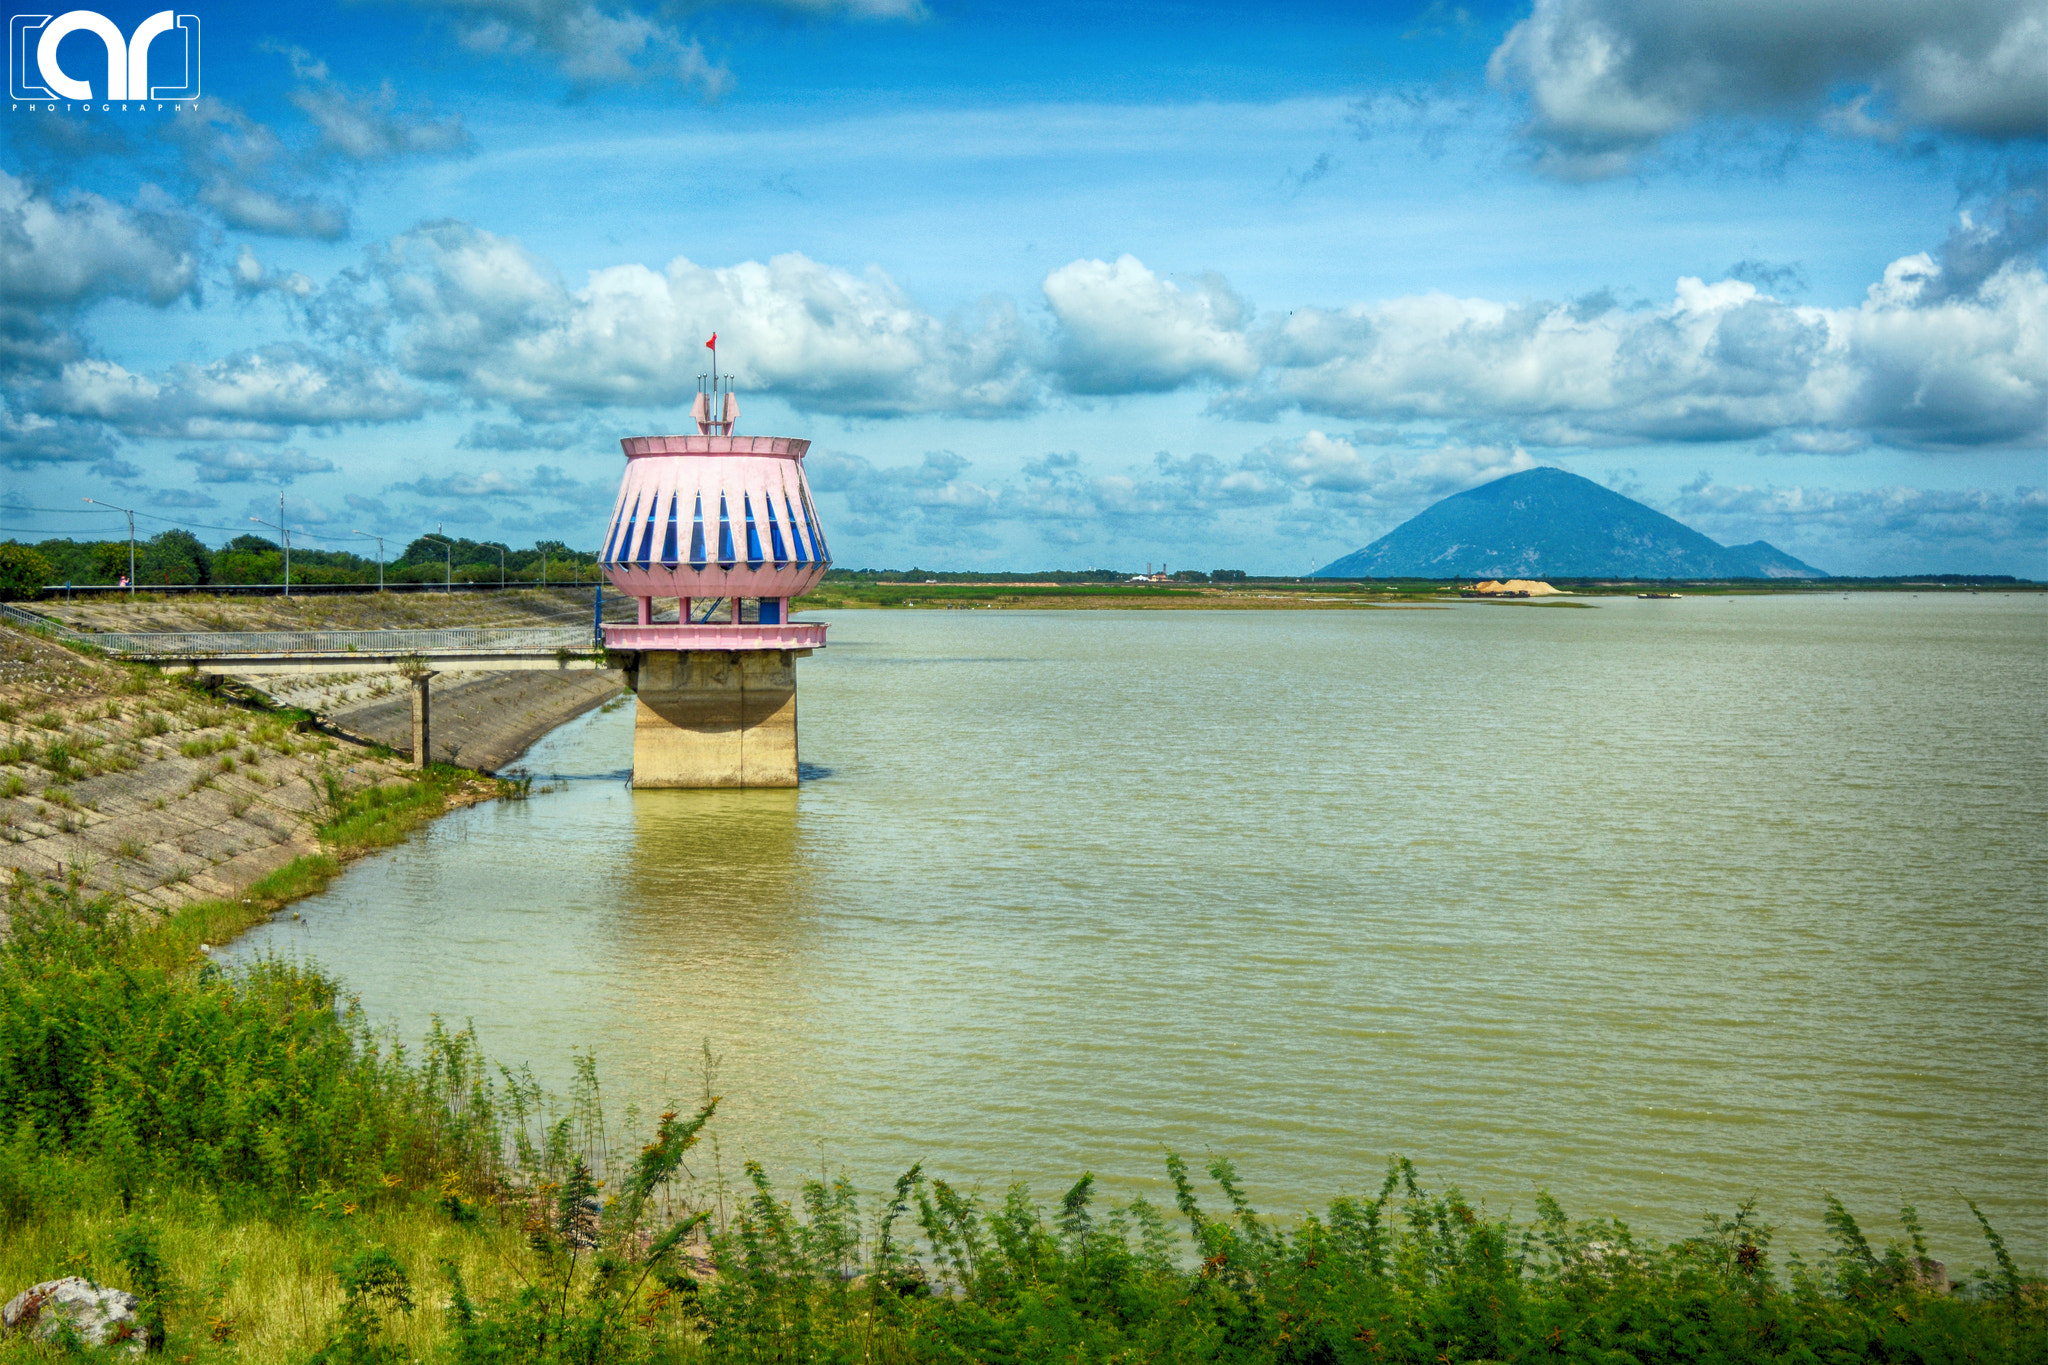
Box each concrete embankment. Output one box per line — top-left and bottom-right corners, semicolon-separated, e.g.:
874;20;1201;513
33;587;631;772
1;595;629;922
263;669;624;772
0;623;416;919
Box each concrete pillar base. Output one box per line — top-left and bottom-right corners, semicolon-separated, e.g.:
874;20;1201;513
628;649;799;788
409;671;436;769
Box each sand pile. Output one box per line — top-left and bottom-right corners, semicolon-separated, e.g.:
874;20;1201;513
1469;579;1560;596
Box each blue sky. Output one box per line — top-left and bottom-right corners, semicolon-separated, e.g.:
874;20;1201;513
4;0;2045;574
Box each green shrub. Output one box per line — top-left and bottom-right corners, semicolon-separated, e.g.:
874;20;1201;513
0;543;52;601
38;740;77;778
320;771;461;850
178;733;237;759
0;883;506;1219
1;881;2039;1364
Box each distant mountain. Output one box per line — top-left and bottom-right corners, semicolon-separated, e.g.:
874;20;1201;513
1312;467;1828;580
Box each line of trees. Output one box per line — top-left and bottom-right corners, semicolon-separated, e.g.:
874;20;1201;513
821;568;1254;584
0;532;603;593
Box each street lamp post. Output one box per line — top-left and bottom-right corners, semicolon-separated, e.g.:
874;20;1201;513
81;497;136;599
352;530;387;591
249;517;294;597
247;491;292;597
492;543;505;587
421;533;455;593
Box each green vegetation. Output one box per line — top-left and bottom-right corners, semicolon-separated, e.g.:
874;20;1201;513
318;766;470;853
0;874;2039;1362
822;567;1131;584
798;578;1459;609
133;765;478;961
3;532;603;590
804;581;1208;608
9;529;2035;598
0;545;54;602
0;878;524;1360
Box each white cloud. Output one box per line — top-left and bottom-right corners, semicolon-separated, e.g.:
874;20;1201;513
1227;255;2048;450
1489;0;2048;177
400;0;733;94
0;171;197;309
149;488;221;508
338;222;1040;418
175;346;429;429
1041;254;1259;394
387;468;539;500
809;449;998;541
0;401;114;467
457;419;590;451
168;63;469;243
804;436;1540;553
402;0;921;90
43;347;431;440
287;75;471;163
233;245;316;299
255;493;339;525
295;229;2047;452
811;446;1242;547
176;444;338;484
169;103;353;240
1671;476;2048;575
43;359;163;421
202;184;348;240
1245;431;1539;509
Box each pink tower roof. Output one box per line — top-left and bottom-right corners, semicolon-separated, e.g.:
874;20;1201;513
599;433;832;601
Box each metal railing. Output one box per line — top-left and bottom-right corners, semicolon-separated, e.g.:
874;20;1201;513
96;627;594;656
37;581;604;599
0;605;594;658
0;603;54;631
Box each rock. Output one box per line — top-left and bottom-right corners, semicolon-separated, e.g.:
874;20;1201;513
2;1277;151;1354
1572;1240;1640;1280
1879;1257;1950;1294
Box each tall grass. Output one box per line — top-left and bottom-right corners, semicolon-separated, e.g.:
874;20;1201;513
0;880;2040;1363
319;768;464;852
0;885;505;1219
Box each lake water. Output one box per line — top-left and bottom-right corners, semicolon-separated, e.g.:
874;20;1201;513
231;594;2048;1262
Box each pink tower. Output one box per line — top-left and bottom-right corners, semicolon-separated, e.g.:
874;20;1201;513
599;360;830;787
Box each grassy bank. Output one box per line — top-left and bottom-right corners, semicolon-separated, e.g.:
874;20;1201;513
795;578;2045;610
0;620;478;918
1;886;2041;1363
129;762;491;968
797;581;1446;610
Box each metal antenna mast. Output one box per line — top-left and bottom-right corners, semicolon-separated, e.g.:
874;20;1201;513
696;331;736;436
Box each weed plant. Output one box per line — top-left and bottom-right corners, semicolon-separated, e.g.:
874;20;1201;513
319;767;465;851
0;882;2040;1363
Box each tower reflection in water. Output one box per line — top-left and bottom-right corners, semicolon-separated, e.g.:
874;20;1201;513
601;787;832;1160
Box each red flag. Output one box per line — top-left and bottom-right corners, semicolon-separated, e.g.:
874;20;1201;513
705;333;716;349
